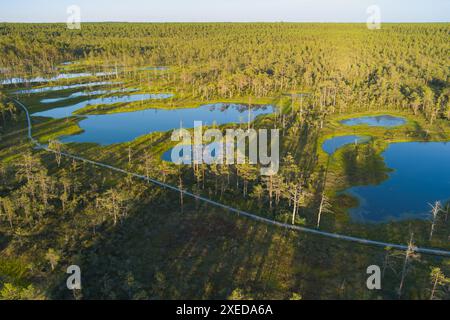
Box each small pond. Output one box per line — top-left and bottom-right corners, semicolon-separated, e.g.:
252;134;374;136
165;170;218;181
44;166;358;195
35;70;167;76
32;93;174;119
14;81;120;94
161;141;240;164
2;72;116;85
345;141;450;223
60;103;275;145
140;66;168;71
40;88;138;104
322;135;370;155
341;115;406;127
161;142;222;164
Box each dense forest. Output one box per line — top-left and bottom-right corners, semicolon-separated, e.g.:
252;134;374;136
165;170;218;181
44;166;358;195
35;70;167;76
1;23;449;121
0;23;449;300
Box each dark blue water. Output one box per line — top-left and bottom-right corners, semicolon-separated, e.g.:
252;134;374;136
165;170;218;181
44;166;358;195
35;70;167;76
60;104;274;145
322;135;370;155
161;145;195;163
32;93;174;118
341;115;406;127
346;141;450;223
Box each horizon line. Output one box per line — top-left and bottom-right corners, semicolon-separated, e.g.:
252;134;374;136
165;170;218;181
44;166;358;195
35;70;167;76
1;21;449;24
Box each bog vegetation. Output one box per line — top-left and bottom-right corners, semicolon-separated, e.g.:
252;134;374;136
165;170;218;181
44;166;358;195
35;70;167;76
0;23;449;300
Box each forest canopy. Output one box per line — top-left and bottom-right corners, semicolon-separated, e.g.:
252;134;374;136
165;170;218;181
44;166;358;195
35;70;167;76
1;23;449;121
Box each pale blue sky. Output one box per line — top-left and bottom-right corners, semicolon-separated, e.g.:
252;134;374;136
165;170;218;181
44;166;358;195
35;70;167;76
1;0;449;22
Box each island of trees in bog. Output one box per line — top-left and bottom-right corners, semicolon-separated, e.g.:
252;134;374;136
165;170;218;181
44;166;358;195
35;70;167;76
0;23;449;299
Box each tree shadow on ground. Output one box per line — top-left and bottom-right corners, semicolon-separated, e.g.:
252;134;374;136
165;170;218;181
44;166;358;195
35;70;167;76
46;184;412;300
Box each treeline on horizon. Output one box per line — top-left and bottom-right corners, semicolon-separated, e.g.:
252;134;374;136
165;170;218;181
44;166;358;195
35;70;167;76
0;23;449;122
0;22;450;300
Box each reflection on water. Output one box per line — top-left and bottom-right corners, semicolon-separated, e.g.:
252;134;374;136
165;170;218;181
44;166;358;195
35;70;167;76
60;103;274;145
346;141;450;223
322;135;370;155
341;115;406;127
